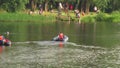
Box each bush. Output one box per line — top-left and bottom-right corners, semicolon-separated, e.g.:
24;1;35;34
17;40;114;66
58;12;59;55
81;16;95;23
95;12;106;21
1;0;29;12
111;11;120;14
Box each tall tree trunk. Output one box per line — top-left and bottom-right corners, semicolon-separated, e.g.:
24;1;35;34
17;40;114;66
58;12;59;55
45;1;48;12
75;0;80;10
85;0;90;14
31;0;36;11
81;0;85;12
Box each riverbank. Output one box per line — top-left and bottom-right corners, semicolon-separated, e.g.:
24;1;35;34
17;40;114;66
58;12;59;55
0;12;56;23
81;11;120;23
0;11;120;23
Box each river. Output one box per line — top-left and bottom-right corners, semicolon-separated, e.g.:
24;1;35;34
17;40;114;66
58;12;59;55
0;21;120;68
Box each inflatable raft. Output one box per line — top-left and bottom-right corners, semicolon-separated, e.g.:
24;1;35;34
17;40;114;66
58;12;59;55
0;39;11;46
52;35;69;42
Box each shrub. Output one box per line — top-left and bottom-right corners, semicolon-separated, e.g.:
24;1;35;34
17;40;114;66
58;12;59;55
81;16;95;23
95;12;106;21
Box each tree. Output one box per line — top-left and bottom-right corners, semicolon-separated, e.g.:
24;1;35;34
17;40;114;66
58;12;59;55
0;0;29;12
75;0;80;10
75;0;91;14
1;0;120;13
29;0;37;11
109;0;120;11
92;0;110;12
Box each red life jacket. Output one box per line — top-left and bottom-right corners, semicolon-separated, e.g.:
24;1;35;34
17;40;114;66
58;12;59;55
59;33;64;39
0;36;3;40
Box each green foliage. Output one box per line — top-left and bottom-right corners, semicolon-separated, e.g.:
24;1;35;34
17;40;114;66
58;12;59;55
81;16;95;23
1;12;120;23
0;0;29;12
95;12;120;23
110;0;120;11
111;11;120;23
111;11;120;14
92;0;120;12
0;0;120;13
92;0;110;12
95;12;106;21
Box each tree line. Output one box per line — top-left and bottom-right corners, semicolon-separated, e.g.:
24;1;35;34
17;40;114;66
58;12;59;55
0;0;120;13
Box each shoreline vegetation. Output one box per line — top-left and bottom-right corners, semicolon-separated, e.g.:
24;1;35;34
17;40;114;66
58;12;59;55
0;10;120;23
0;0;120;23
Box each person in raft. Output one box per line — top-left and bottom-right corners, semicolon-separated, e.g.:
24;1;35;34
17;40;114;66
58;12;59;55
0;34;11;46
0;34;5;46
74;9;80;18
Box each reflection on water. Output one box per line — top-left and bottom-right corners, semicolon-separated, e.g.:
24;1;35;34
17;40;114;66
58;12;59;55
0;46;3;54
0;41;120;68
0;22;120;47
0;22;120;67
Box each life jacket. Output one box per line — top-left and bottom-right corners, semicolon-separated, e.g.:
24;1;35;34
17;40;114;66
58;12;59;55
0;36;4;40
59;33;64;40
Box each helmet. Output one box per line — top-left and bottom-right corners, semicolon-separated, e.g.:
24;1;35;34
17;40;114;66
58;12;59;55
59;33;64;39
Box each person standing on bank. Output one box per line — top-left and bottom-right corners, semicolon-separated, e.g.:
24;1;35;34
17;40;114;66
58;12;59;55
58;2;63;16
74;9;81;23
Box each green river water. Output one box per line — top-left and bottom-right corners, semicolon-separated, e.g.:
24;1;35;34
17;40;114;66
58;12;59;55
0;21;120;68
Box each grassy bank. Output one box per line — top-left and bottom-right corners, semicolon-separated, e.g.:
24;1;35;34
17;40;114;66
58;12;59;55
0;12;56;23
0;11;120;23
81;11;120;23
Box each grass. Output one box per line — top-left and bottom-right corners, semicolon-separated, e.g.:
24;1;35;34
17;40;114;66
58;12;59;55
0;12;56;23
81;12;120;23
0;11;120;23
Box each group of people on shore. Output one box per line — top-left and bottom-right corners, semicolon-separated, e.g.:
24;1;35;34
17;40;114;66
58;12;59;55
29;2;81;20
58;2;82;23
